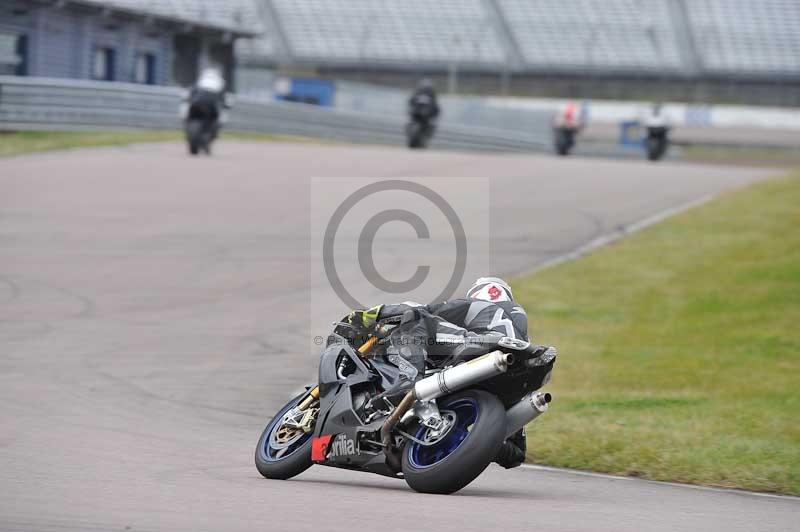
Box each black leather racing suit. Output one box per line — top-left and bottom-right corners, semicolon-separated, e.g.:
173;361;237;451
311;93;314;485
186;88;227;137
408;88;440;124
353;298;529;468
377;298;526;369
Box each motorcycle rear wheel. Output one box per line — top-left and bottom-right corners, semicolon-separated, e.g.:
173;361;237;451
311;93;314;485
186;120;204;156
402;389;506;494
255;392;315;480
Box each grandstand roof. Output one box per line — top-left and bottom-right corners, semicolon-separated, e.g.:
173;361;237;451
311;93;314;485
72;0;263;36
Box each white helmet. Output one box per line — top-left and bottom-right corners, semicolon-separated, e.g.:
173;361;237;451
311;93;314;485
197;68;225;93
466;277;513;302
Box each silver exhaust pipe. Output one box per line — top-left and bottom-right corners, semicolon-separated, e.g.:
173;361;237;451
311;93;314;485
505;391;551;438
414;351;513;402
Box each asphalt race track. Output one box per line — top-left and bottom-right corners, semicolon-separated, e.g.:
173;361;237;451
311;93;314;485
1;142;796;531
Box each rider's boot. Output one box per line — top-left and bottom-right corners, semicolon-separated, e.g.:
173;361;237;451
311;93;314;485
494;428;526;469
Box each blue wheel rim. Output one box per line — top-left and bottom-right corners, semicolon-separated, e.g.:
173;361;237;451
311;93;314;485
259;398;313;462
407;397;479;469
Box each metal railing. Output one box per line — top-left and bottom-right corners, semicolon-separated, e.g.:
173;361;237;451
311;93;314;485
0;76;550;153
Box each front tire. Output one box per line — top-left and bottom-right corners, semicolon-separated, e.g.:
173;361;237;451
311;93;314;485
647;138;662;161
402;389;506;494
255;392;315;480
407;122;422;148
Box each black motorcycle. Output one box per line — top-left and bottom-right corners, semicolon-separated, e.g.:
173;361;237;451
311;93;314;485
406;93;438;149
646;126;669;161
406;118;435;149
184;92;220;155
554;126;577;156
255;315;556;494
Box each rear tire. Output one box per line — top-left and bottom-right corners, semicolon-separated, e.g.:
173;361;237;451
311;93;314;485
255;392;315;480
402;389;506;494
186;120;203;156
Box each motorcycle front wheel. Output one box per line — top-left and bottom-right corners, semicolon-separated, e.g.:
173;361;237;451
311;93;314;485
255;392;315;480
647;138;661;161
555;129;574;156
407;122;423;148
402;389;506;494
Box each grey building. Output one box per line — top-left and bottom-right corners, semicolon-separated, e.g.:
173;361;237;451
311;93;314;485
0;0;260;88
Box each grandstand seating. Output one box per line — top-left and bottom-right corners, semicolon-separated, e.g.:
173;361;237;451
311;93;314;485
498;0;683;72
241;0;800;78
684;0;800;74
266;0;506;65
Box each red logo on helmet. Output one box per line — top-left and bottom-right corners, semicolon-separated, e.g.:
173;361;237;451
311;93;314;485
488;285;502;300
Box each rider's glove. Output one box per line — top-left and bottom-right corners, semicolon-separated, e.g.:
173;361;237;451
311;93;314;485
346;305;383;332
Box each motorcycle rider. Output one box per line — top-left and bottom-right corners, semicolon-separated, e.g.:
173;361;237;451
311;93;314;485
553;100;583;131
643;102;668;128
643;102;670;160
180;68;230;146
408;78;440;128
346;277;528;469
552;100;584;155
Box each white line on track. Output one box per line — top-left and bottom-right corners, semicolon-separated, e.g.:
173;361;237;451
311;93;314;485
520;192;717;276
518;464;800;501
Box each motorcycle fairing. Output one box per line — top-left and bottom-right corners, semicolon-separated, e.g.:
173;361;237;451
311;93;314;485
312;338;398;476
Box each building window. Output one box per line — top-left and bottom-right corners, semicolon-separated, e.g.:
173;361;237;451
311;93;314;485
0;33;26;75
91;47;115;81
133;52;156;85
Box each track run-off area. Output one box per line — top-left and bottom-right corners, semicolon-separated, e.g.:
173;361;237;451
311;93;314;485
1;141;796;531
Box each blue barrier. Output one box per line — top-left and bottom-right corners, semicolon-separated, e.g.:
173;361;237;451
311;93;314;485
619;120;644;148
275;77;335;106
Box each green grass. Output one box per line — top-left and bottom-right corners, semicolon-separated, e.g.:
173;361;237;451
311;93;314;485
683;144;800;167
514;172;800;494
0;130;319;157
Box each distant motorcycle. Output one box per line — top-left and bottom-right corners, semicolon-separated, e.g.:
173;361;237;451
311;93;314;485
183;96;219;156
406;89;438;149
180;83;231;156
552;102;583;156
255;315;557;494
646;126;669;161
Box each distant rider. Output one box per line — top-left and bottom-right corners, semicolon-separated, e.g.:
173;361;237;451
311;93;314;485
642;102;670;160
552;100;583;131
347;277;528;469
643;102;669;129
408;78;440;126
180;68;231;140
551;100;585;155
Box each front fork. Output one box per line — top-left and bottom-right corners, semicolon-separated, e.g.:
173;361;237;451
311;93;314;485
296;386;319;411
